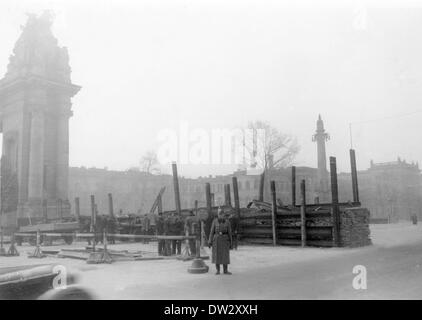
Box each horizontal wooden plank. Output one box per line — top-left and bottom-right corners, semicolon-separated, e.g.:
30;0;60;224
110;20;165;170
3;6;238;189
240;237;334;247
277;239;334;247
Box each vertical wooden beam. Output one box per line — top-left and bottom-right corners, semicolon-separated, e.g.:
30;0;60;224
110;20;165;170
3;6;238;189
90;195;96;233
224;184;232;207
42;199;48;223
205;183;213;235
74;197;80;221
350;149;360;203
108;193;114;218
330;157;341;247
300;179;307;247
291;166;296;206
270;181;278;246
205;183;212;212
58;199;63;220
232;177;240;218
157;194;163;214
172;162;181;215
258;172;265;201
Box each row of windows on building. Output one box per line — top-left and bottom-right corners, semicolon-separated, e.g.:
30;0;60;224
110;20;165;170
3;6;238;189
180;177;315;195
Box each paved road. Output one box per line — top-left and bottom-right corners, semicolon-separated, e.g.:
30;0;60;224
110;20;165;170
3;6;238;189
118;241;422;299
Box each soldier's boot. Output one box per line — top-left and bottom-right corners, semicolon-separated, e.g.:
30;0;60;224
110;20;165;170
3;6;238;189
223;264;232;275
215;264;221;275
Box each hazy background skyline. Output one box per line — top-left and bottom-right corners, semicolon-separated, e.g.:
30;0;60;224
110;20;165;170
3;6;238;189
1;0;422;177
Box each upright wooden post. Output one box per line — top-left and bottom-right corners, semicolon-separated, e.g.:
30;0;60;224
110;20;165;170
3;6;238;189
74;197;80;221
270;181;278;246
58;199;63;220
232;177;240;218
108;193;114;218
205;183;213;235
224;184;231;207
157;194;163;214
300;179;307;247
0;226;5;256
172;162;181;215
258;172;265;201
205;183;212;212
330;157;341;247
42;199;48;223
90;195;96;233
350;149;360;203
291;166;296;206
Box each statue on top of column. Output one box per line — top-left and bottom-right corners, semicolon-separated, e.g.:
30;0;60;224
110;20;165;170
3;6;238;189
2;10;71;85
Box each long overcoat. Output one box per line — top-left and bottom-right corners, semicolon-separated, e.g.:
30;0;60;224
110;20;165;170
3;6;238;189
208;218;232;265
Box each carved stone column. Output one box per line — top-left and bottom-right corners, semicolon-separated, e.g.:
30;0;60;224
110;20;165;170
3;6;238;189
55;106;72;216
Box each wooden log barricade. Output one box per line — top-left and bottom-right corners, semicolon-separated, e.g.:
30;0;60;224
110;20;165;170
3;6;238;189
300;180;307;247
14;232;197;243
270;181;277;246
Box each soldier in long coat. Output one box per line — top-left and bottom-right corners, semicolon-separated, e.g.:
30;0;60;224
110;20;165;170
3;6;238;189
208;207;233;275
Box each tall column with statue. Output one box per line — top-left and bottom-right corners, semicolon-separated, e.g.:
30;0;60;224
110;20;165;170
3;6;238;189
312;115;330;202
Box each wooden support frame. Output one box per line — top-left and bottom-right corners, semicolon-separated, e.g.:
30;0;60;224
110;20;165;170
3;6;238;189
258;172;265;202
224;184;232;207
350;149;360;203
270;181;278;246
232;177;240;219
172;162;181;215
74;197;80;221
90;195;96;234
330;156;341;247
300;179;307;247
108;193;114;218
291;166;296;206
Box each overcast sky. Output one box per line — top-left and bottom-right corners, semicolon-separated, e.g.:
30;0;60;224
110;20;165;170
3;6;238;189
1;0;422;177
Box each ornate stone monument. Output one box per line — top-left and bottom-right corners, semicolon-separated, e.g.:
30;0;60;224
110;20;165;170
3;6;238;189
0;12;81;228
312;115;330;202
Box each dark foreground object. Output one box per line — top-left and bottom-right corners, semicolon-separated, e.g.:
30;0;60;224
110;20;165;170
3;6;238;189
0;263;93;300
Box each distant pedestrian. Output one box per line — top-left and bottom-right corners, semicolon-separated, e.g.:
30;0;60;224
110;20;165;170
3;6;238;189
208;207;233;275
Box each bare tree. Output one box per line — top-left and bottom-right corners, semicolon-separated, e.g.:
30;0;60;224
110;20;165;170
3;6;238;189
139;151;161;174
243;120;300;171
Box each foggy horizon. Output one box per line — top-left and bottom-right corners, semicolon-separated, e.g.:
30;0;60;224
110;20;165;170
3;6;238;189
1;0;422;178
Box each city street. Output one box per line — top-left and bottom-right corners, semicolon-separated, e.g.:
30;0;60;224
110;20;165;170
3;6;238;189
2;222;422;299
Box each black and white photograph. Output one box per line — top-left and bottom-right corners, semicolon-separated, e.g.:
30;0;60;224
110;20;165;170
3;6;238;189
0;0;422;305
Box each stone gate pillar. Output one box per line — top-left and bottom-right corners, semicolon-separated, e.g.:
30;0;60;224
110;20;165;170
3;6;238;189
0;12;81;228
56;108;71;202
28;109;45;201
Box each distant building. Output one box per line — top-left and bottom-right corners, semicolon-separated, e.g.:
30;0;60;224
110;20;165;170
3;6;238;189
338;158;422;220
67;116;422;221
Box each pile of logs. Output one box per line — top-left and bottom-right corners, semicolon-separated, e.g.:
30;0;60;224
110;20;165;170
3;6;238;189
339;208;372;247
238;201;371;248
239;202;334;247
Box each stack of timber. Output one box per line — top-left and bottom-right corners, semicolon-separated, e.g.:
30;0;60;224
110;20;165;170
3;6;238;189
239;200;371;248
339;207;372;247
239;201;334;247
